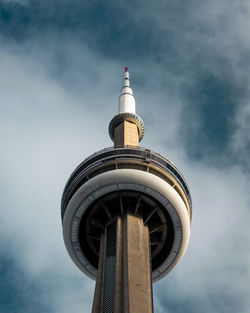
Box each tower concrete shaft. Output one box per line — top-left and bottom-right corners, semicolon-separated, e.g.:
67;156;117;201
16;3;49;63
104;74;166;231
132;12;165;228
92;214;153;313
114;120;139;147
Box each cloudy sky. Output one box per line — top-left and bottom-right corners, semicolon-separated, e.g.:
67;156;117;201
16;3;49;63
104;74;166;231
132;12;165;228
1;0;250;312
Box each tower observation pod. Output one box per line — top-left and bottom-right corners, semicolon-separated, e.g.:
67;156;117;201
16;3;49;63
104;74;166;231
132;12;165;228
61;68;192;313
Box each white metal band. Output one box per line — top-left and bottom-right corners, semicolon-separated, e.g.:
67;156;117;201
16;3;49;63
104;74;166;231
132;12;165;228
63;169;190;282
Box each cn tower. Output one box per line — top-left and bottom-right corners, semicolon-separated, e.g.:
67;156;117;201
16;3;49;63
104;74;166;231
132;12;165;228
61;68;192;313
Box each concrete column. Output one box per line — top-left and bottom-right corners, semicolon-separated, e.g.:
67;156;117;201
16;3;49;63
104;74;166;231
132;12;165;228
92;215;153;313
123;215;153;313
114;121;139;147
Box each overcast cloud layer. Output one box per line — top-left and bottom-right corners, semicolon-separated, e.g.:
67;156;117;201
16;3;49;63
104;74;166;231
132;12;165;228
0;1;250;312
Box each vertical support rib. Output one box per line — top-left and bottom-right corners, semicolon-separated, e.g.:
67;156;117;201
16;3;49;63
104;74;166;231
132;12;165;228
103;222;117;313
92;218;123;313
123;215;153;313
92;234;105;313
144;206;158;225
134;196;141;215
101;201;112;221
114;218;123;313
119;194;124;216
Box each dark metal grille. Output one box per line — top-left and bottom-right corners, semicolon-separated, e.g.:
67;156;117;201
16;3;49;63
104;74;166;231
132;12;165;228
103;221;117;313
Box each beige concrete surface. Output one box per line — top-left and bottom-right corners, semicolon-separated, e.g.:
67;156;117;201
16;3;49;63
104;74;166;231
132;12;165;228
124;215;153;313
114;121;139;147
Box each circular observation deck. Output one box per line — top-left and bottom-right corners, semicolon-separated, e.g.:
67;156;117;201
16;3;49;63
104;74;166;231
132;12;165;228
109;112;145;142
62;146;192;282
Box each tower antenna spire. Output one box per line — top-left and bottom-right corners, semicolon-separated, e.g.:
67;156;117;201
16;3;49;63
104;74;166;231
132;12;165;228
118;67;135;114
124;67;130;86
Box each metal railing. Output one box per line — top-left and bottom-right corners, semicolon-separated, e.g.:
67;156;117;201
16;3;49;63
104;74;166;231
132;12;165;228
61;146;192;216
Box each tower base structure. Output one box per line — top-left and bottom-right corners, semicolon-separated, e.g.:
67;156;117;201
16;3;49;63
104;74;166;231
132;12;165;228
92;215;153;313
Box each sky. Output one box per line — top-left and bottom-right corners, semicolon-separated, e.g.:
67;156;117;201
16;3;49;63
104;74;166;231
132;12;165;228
0;0;250;312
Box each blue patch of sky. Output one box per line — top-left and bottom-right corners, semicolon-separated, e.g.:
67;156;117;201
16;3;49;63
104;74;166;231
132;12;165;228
0;1;154;60
155;278;242;313
179;72;245;165
158;293;241;313
0;253;52;313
